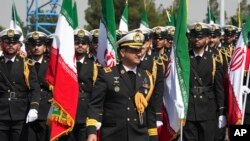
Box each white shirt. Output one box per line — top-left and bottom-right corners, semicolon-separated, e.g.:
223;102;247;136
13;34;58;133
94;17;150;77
123;65;137;74
4;56;16;63
77;57;85;64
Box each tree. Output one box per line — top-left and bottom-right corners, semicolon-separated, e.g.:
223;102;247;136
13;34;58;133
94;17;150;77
84;0;169;30
229;0;250;26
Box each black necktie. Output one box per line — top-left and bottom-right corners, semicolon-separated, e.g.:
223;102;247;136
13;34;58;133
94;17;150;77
127;71;136;90
196;56;202;65
6;60;13;72
77;62;82;73
35;62;40;72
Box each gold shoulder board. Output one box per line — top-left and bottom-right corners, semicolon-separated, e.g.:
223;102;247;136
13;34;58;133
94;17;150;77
103;67;112;73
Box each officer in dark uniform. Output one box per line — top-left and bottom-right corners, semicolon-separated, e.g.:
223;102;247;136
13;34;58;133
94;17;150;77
152;26;169;75
60;29;98;141
164;26;175;58
131;27;164;127
24;31;52;141
0;28;40;141
207;23;227;141
87;31;158;141
90;29;99;61
222;25;238;64
183;22;226;141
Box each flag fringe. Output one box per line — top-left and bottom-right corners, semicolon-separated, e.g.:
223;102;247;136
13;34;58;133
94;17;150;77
48;98;75;141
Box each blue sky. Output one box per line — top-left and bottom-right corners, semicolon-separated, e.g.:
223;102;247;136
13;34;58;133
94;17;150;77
0;0;249;28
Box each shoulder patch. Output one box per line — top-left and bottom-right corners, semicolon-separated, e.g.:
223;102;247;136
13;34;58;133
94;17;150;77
103;67;112;73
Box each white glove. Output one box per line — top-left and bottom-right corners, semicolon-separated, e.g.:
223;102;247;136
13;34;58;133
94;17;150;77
242;86;250;95
156;121;163;127
26;109;38;123
96;122;102;130
218;115;227;128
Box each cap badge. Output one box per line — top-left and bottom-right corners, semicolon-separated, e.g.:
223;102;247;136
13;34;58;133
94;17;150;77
77;30;85;38
210;25;216;31
155;27;162;34
32;32;39;40
7;29;15;37
93;30;99;37
195;24;202;31
227;26;233;32
168;28;175;35
133;32;142;43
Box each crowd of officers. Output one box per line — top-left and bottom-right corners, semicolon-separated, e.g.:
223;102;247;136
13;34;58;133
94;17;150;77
0;21;248;141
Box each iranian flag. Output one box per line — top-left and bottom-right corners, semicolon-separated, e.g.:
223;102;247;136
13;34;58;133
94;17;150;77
45;0;79;141
139;0;149;29
118;0;128;32
97;0;117;67
225;16;250;125
158;0;190;140
10;2;27;57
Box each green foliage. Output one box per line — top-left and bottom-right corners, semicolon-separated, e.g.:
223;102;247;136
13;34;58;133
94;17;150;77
84;0;168;30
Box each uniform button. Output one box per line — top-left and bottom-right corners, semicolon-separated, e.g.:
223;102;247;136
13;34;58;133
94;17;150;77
200;96;203;99
134;119;137;121
194;95;196;98
127;118;130;121
127;107;130;110
128;97;131;100
40;89;43;92
12;81;15;84
194;77;196;79
81;82;84;85
8;90;10;92
134;108;136;111
194;86;196;88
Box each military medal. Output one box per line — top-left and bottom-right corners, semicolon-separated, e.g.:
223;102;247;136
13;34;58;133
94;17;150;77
114;86;120;92
113;77;120;93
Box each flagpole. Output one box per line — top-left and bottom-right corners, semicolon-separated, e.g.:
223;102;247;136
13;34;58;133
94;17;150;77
12;0;17;28
242;62;250;124
220;0;225;26
180;119;184;141
238;0;241;28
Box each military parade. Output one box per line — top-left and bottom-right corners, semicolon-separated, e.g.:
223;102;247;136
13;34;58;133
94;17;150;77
0;0;250;141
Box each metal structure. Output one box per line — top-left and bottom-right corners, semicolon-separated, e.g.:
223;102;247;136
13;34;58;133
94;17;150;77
26;0;61;34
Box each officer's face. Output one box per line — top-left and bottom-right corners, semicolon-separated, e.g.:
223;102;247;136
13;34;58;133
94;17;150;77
209;35;221;48
29;43;46;56
153;38;166;49
120;47;142;67
224;35;236;44
141;40;151;56
189;35;208;48
75;42;89;55
165;38;173;48
2;39;20;56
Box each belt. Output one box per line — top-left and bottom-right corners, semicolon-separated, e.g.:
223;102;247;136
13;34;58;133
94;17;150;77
0;91;28;101
190;86;213;95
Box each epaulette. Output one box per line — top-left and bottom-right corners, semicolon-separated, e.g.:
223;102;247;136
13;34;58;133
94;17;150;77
103;67;112;73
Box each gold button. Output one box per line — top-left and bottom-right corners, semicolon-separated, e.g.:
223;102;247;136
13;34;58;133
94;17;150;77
127;118;130;121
